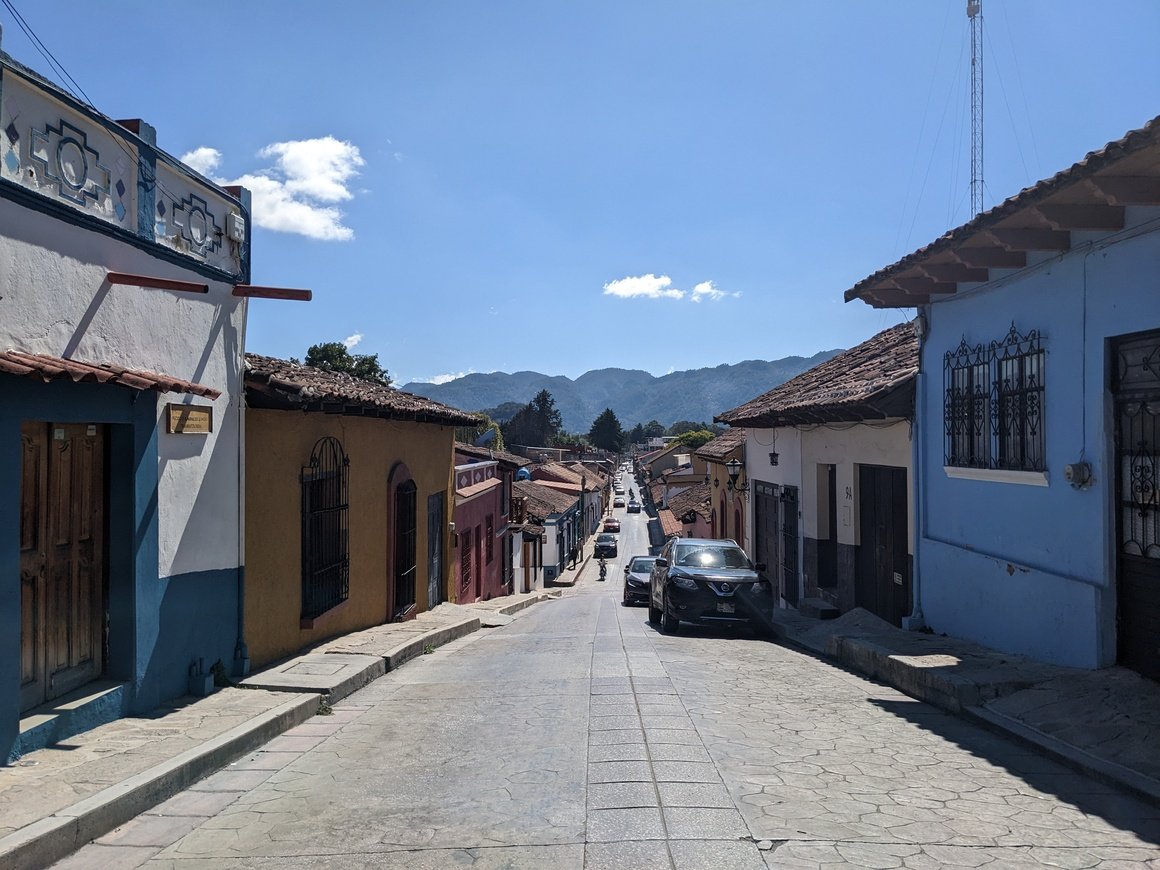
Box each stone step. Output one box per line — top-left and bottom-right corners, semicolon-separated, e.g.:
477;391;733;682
799;597;840;620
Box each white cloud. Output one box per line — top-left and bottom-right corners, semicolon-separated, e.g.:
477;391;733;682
603;274;685;300
691;280;739;303
427;370;473;385
180;146;221;176
343;332;363;350
179;136;365;241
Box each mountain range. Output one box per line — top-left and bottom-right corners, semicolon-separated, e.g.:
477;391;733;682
401;351;843;433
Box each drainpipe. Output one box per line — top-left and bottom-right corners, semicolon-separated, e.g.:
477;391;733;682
233;300;250;676
903;310;928;631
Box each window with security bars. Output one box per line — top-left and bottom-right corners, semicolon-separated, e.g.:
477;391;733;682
944;324;1045;473
486;515;494;563
460;527;472;593
394;480;418;615
301;437;349;619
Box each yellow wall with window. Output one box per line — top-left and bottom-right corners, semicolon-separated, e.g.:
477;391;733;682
244;409;456;667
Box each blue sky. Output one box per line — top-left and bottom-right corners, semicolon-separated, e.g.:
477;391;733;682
4;2;1157;384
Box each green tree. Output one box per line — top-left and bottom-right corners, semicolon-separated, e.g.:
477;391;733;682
588;408;626;452
456;414;505;452
302;341;392;386
672;429;716;450
627;423;645;445
642;420;666;439
501;389;563;447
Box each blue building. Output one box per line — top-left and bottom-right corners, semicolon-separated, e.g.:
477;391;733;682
846;116;1160;677
0;52;256;759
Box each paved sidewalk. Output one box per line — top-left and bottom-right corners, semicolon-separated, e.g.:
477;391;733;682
769;606;1160;805
0;590;560;870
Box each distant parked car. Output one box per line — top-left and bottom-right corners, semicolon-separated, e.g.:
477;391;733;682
648;538;770;636
603;517;621;533
595;533;618;558
613;496;626;508
626;500;641;513
623;555;657;606
614;484;625;495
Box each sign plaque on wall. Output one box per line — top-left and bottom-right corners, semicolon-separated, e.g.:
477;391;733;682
166;403;213;434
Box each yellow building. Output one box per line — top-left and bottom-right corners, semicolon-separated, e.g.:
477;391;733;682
242;354;478;667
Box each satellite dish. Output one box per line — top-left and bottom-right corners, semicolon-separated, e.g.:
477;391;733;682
473;428;498;447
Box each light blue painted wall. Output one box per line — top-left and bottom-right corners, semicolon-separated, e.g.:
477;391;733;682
917;220;1160;668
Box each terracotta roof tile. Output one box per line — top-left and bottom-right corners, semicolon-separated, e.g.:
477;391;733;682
668;482;712;521
717;323;917;426
513;479;578;521
245;353;478;426
0;350;221;398
456;477;502;499
695;428;746;461
658;509;684;538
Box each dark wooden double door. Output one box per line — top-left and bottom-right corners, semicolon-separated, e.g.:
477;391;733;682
20;422;107;713
856;465;910;627
753;482;799;606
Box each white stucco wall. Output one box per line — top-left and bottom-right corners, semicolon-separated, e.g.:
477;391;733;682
0;194;244;580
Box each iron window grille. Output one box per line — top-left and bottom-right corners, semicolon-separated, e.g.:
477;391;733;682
486;515;494;563
944;323;1045;472
460;527;473;593
300;436;350;619
394;480;418;615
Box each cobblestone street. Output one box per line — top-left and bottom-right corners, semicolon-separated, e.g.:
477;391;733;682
54;568;1160;869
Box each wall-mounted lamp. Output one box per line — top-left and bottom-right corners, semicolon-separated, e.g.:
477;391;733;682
725;458;748;493
768;451;779;466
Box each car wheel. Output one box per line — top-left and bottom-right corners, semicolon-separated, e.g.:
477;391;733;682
647;597;660;625
660;589;680;634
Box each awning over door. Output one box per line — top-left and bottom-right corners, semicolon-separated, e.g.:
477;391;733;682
0;350;221;399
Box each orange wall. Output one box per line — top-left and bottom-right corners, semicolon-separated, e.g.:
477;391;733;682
244;409;455;667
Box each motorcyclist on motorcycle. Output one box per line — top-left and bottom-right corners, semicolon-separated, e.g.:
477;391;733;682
598;558;607;581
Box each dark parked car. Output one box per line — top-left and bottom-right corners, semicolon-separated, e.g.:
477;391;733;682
594;533;618;558
648;538;770;635
623;555;656;606
626;500;641;513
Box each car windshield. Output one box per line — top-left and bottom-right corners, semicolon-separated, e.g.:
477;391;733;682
672;545;749;569
598;534;615;543
628;557;656;573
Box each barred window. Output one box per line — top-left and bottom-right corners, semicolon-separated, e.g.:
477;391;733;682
486;515;494;563
460;527;472;593
301;437;349;619
944;324;1045;473
394;480;418;615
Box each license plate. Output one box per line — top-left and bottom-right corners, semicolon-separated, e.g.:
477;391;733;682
717;602;735;614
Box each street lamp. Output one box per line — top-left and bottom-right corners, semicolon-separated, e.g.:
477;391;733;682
725;458;748;493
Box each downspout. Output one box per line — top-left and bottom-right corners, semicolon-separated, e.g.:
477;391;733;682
232;191;252;677
904;310;928;631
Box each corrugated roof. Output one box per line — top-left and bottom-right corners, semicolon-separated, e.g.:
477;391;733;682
847;115;1160;308
0;350;221;398
695;428;745;461
244;354;478;426
455;442;532;468
717;323;917;427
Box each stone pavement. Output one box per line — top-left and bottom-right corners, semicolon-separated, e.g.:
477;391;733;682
0;590;560;870
768;606;1160;805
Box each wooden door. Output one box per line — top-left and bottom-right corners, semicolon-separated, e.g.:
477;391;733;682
20;423;106;712
1113;330;1160;680
753;482;780;600
780;485;800;606
427;492;444;610
856;465;909;626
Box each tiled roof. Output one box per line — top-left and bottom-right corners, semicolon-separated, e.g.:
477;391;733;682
695;428;746;461
455;442;532;468
658;509;683;538
245;354;478;426
513;479;578;521
668;482;712;521
0;350;221;398
456;478;502;500
648;479;667;503
534;462;601;491
847;115;1160;308
717;323;917;427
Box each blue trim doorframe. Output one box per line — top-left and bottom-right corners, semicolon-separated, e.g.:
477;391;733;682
0;377;238;760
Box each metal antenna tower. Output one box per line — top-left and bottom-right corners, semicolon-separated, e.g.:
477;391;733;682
968;0;984;216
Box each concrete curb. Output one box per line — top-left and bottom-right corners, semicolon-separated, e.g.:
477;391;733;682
964;705;1160;808
382;615;482;671
0;692;319;870
496;591;559;616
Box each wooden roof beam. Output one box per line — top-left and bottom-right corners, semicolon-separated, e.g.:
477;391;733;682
984;227;1071;252
953;247;1027;269
864;288;931;307
1084;175;1160;204
915;262;990;283
1033;203;1125;231
889;278;957;296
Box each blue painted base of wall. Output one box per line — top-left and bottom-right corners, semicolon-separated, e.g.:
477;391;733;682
11;682;127;763
920;537;1107;669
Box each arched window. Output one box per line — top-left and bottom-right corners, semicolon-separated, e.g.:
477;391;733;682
301;437;349;619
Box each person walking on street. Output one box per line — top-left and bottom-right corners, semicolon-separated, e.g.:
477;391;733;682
569;544;578;569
